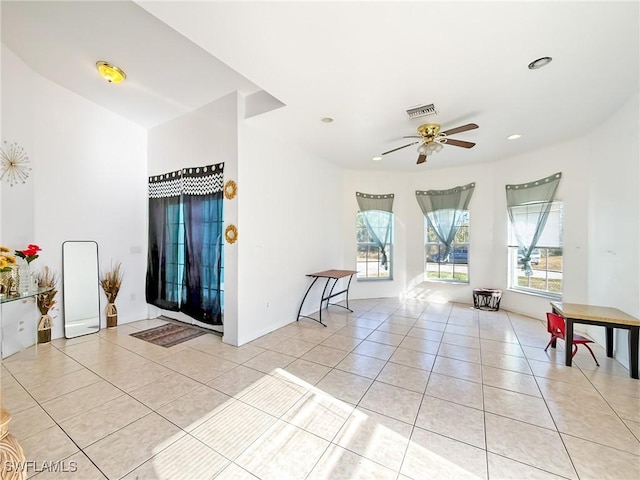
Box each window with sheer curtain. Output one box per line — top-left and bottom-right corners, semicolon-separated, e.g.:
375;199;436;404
355;192;394;280
425;210;470;282
416;182;475;284
506;172;562;297
508;201;563;295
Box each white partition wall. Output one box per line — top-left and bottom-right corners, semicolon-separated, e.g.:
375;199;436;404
1;45;149;341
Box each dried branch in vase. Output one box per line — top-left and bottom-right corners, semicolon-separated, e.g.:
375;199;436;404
100;262;123;303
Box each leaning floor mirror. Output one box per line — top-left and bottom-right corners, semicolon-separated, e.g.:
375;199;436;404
63;241;100;338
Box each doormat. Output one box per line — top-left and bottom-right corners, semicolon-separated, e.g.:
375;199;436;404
130;323;206;348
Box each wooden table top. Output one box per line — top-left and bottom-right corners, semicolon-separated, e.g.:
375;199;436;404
307;269;358;279
551;302;640;327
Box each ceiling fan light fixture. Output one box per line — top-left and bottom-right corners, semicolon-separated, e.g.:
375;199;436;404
96;61;126;83
418;141;445;156
528;56;552;70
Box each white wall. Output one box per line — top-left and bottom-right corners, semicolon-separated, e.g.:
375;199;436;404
236;116;343;345
586;93;640;364
147;94;344;346
342;133;591;320
491;139;590;318
341;96;639;366
146;92;238;338
147;93;238;177
3;41;637;361
1;45;148;348
1;46;35;248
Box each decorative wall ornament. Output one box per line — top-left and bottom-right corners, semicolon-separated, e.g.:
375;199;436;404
0;141;31;186
225;224;238;244
224;180;237;200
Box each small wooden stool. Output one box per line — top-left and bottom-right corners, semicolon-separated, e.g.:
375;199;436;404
473;288;503;311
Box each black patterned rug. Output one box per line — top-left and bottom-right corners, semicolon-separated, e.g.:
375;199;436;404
130;322;206;348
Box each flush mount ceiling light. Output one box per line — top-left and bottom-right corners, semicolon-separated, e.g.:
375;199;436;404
507;134;522;140
528;57;552;70
321;117;334;123
372;156;382;161
96;61;126;83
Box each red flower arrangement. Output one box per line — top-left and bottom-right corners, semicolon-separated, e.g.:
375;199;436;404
15;244;42;264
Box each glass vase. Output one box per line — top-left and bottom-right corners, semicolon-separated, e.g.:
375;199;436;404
17;261;31;294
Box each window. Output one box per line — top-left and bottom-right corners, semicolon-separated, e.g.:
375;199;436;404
425;210;470;283
508;201;563;296
356;210;393;279
160;198;225;314
165;201;185;306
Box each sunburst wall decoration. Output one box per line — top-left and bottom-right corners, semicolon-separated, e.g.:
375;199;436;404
0;141;31;186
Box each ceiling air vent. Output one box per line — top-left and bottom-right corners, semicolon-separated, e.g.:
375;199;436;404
406;103;437;119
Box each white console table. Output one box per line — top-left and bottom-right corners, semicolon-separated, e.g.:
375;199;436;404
0;290;50;480
1;287;52;359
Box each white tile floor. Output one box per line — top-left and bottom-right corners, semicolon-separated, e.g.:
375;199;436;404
1;298;639;479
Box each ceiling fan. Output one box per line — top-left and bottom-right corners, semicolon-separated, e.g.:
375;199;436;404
381;122;479;164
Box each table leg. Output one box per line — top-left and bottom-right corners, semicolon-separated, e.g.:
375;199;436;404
629;327;639;379
296;277;319;322
565;318;574;367
317;278;332;326
325;278;338;309
606;327;614;357
344;274;354;312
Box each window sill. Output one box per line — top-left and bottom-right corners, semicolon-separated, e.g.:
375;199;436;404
425;278;469;285
357;277;393;282
507;287;562;301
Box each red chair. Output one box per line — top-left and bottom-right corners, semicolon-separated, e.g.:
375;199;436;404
545;312;599;366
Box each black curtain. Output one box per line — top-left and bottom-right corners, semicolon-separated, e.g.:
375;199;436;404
146;171;183;311
181;164;224;325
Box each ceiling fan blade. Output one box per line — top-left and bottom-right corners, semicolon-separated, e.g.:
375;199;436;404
402;135;422;139
445;138;476;148
416;154;427;164
440;123;479;136
381;141;419;156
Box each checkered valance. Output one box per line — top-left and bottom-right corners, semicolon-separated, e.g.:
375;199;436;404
149;163;224;198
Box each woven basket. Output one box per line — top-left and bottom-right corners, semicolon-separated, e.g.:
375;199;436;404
37;329;51;344
106;303;118;328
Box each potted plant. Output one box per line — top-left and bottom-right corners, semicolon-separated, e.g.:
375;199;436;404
100;262;123;328
35;266;57;344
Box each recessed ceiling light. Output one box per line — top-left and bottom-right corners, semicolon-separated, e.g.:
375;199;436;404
507;134;522;140
372;156;382;161
528;57;552;70
96;61;126;83
321;117;334;123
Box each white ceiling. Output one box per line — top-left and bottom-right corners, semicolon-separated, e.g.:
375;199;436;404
0;0;261;128
2;1;639;171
